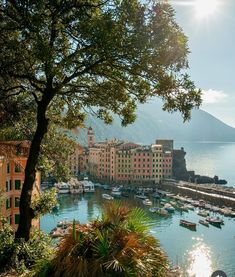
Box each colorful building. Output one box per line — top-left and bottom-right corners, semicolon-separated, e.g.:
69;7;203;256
0;141;40;231
85;128;173;185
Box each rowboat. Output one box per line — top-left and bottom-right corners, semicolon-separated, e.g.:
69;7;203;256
199;219;209;227
180;220;196;230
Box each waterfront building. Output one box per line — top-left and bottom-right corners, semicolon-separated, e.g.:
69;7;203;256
86;128;173;185
68;143;86;176
0;141;40;231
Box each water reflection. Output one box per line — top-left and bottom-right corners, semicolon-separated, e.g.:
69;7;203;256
186;238;212;277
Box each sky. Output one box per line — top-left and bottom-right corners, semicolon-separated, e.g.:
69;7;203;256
169;0;235;127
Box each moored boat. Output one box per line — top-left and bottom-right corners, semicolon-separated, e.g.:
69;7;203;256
102;194;114;200
111;187;122;196
164;203;175;213
149;207;159;213
206;217;223;227
180;219;196;230
199;219;209;227
143;198;152;206
198;210;209;217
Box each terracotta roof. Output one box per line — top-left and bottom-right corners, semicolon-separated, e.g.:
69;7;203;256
0;140;30;157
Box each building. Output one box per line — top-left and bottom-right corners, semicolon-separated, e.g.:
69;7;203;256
0;141;40;231
68;144;86;176
86;128;173;185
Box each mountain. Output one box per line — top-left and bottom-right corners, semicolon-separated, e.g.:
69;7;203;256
75;100;235;144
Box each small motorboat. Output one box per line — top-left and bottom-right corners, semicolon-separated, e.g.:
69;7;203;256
164;203;175;213
102;194;114;200
156;208;168;216
198;210;209;217
199;219;209;227
180;220;196;230
186;204;194;211
111;186;122;196
143;198;152;206
121;192;129;198
206;217;223;227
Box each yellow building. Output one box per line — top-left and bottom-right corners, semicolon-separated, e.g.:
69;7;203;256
0;141;40;231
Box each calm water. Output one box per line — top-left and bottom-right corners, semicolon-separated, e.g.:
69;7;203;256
175;142;235;188
41;191;235;277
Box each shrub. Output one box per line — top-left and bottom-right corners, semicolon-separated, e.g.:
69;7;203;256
0;221;54;275
46;202;168;277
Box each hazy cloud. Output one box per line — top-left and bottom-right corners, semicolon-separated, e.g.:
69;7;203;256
202;89;228;104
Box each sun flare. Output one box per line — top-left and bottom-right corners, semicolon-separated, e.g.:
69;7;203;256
194;0;220;19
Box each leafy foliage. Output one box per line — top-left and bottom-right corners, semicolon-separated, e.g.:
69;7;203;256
31;188;58;217
45;202;168;277
0;0;201;240
0;223;54;274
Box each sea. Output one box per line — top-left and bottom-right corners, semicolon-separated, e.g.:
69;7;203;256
174;141;235;188
41;142;235;277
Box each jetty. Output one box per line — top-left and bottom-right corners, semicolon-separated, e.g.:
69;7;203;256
160;180;235;208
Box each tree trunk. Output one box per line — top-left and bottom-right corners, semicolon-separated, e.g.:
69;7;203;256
15;96;52;241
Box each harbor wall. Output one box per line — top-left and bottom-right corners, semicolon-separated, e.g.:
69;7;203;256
159;182;235;208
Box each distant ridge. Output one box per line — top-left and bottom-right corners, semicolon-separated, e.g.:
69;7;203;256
75;101;235;145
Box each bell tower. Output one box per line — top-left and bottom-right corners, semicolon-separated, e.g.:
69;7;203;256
87;127;95;147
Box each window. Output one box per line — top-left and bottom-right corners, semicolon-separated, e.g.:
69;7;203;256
7;163;10;173
15;214;20;224
9;180;12;190
15;180;21;190
6;181;8;192
6;198;11;209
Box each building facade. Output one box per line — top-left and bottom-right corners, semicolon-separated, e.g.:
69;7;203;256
85;128;173;185
0;141;40;231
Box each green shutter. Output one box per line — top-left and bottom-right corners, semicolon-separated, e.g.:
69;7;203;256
15;180;21;190
15;214;20;224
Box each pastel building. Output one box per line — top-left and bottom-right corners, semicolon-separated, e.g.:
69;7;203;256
0;141;40;231
86;128;173;184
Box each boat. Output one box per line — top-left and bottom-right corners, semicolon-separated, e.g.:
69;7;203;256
82;181;95;192
199;219;209;227
164;203;175;213
180;220;196;230
55;182;70;194
179;205;189;212
102;194;114;200
198;210;209;217
135;193;147;200
111;187;122;196
149;207;159;213
186;204;194;211
206;217;223;227
143;198;152;206
156;208;168;216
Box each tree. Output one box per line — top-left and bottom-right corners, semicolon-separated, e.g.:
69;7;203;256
0;0;201;241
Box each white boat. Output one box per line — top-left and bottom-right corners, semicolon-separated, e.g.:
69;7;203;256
111;187;122;196
82;180;95;192
164;203;175;213
143;198;152;206
55;182;70;194
186;204;194;210
102;194;114;200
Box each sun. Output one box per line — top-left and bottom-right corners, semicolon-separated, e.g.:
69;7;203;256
194;0;220;19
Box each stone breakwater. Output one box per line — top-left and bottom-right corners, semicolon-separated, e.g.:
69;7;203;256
160;180;235;209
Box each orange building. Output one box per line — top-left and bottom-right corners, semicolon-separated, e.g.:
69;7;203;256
0;141;40;231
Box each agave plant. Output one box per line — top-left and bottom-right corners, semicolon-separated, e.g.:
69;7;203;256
45;201;168;277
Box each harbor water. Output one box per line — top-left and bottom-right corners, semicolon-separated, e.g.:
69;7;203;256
41;190;235;277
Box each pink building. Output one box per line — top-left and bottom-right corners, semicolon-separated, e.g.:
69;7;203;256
74;127;173;185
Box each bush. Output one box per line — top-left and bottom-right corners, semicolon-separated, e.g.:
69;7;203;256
45;202;168;277
0;221;54;275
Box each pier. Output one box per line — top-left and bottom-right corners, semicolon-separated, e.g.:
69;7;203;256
160;180;235;208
